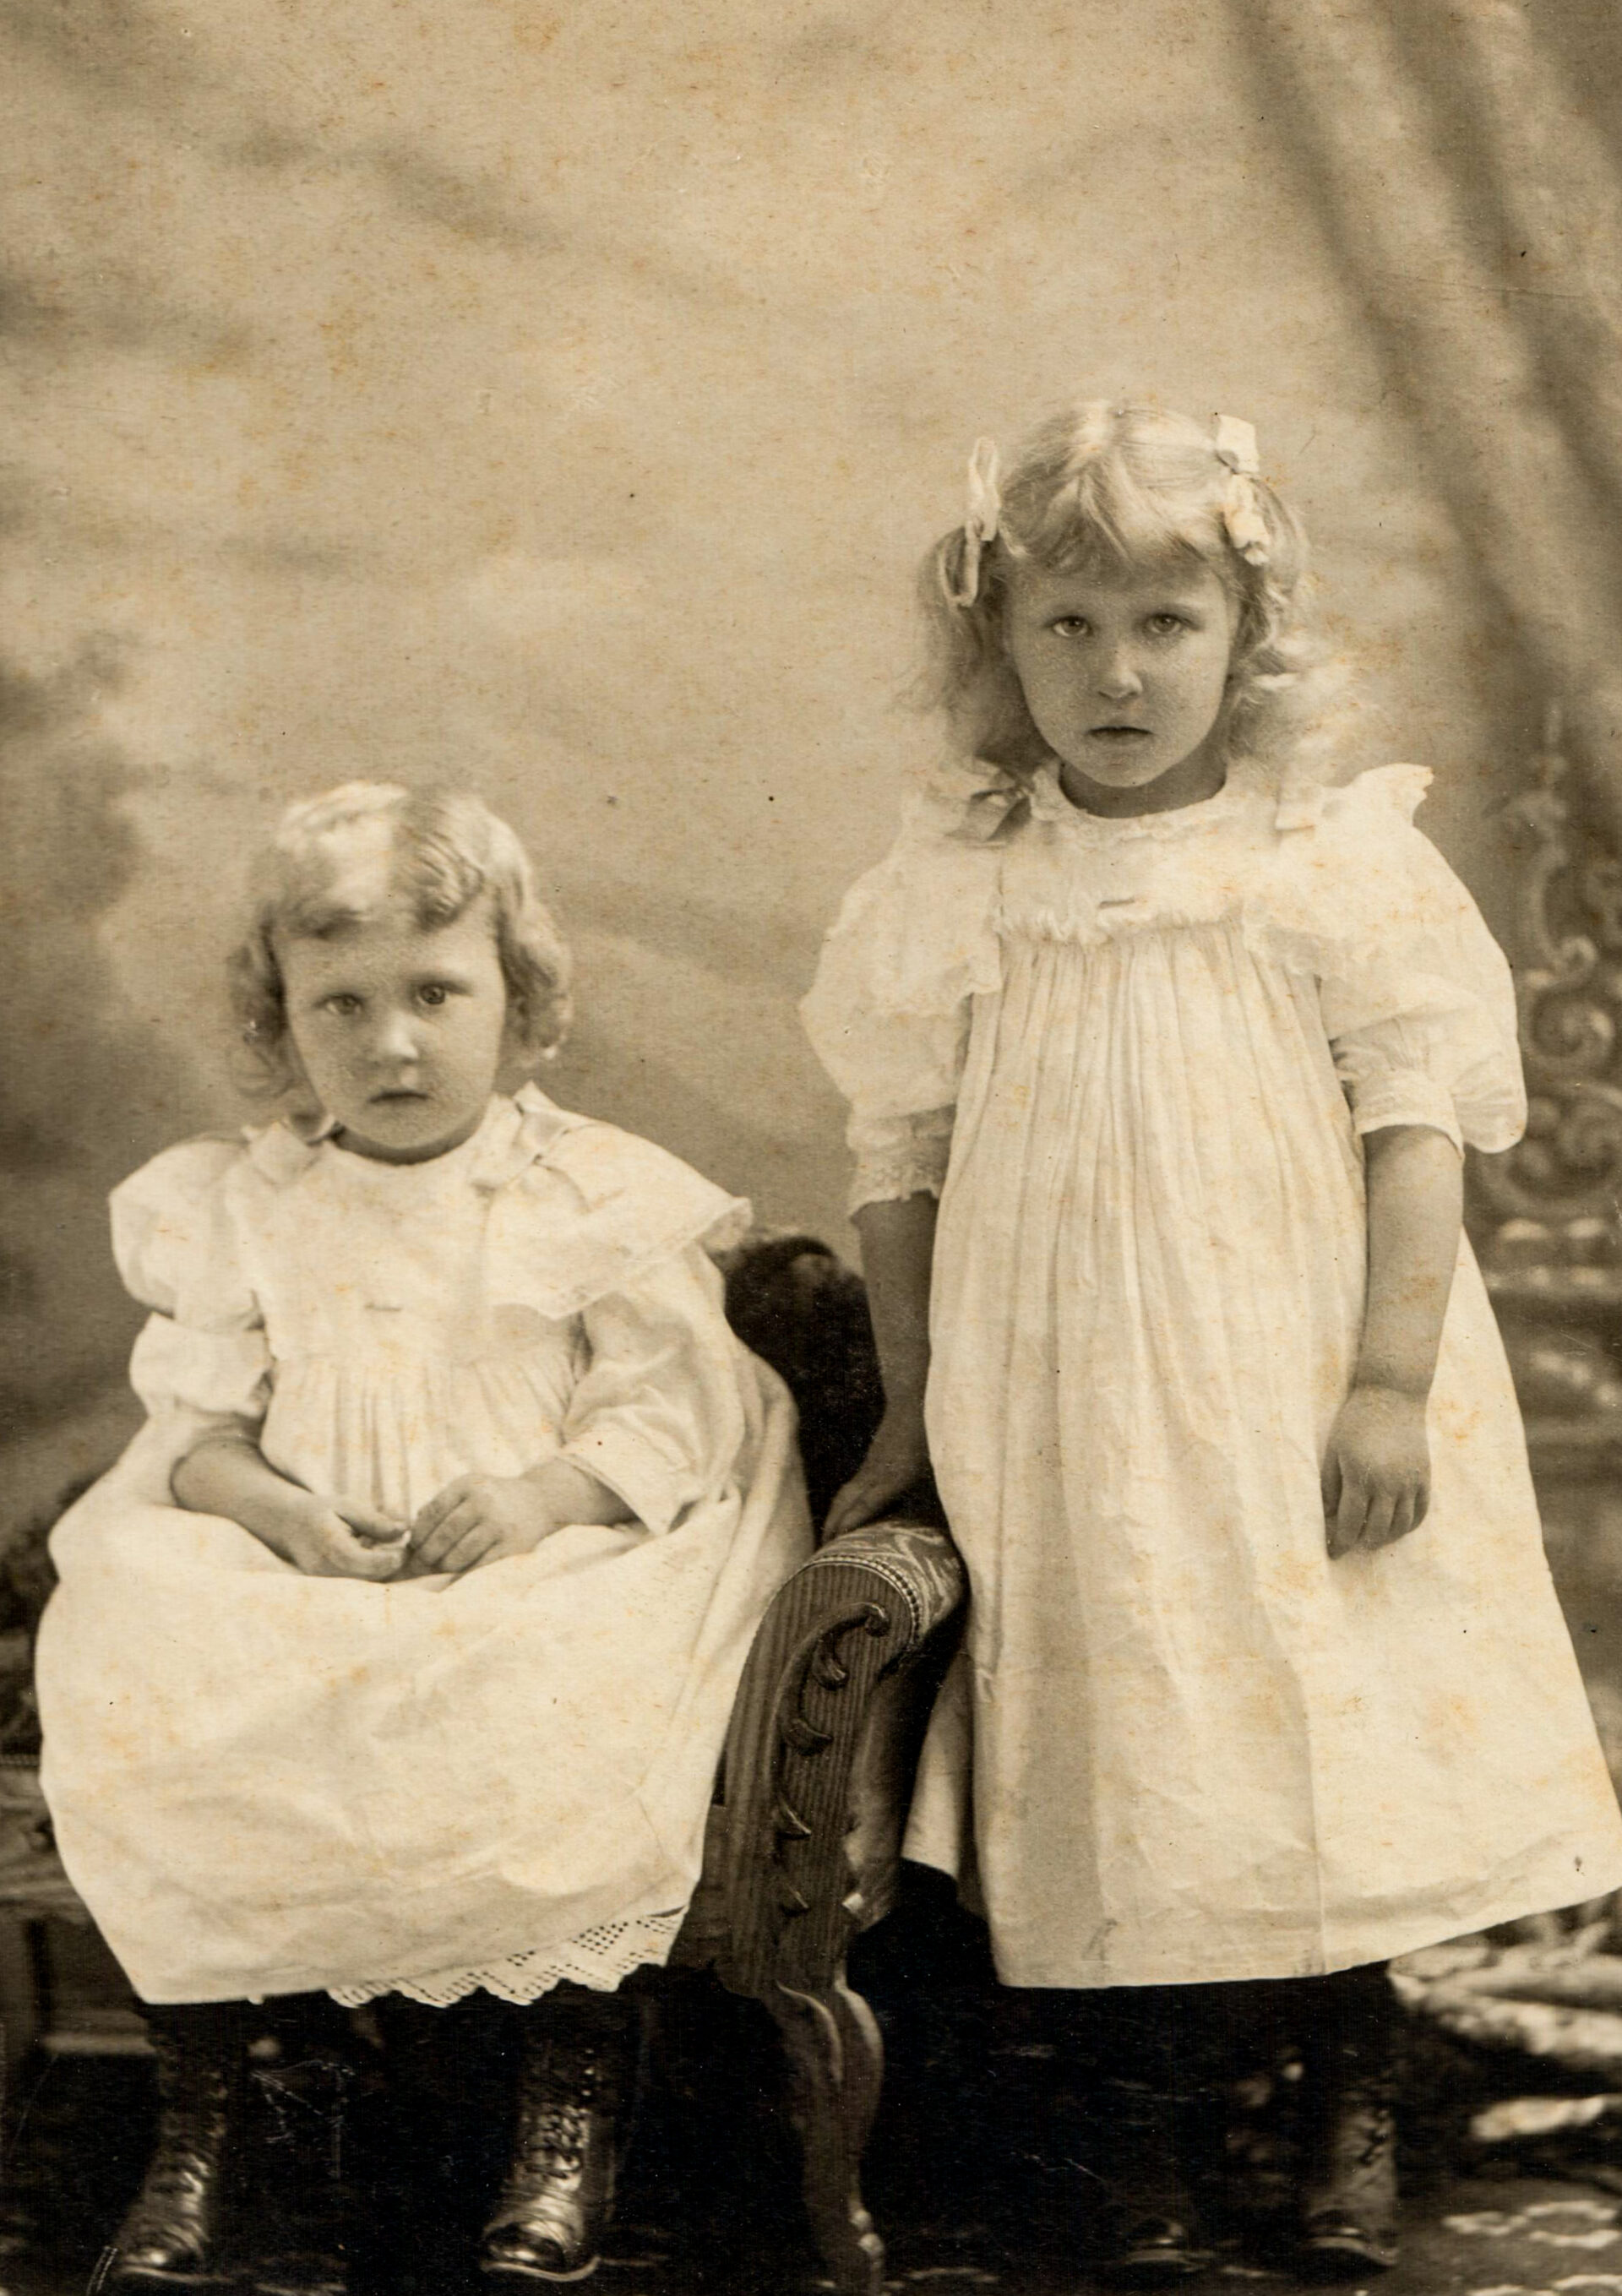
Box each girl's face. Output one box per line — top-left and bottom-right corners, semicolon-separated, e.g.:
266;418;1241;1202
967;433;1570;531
278;895;511;1162
1003;558;1238;817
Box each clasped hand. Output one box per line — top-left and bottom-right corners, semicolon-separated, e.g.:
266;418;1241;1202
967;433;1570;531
294;1469;558;1579
277;1494;410;1581
281;1459;629;1581
280;1477;556;1581
1321;1382;1430;1558
402;1474;561;1578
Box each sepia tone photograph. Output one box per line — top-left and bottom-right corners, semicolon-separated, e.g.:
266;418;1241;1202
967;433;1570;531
8;2;1622;2291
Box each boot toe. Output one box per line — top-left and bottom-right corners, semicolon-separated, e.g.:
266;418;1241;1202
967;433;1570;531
109;2253;217;2291
1098;2215;1214;2284
1299;2209;1399;2277
109;2215;219;2287
479;2216;600;2282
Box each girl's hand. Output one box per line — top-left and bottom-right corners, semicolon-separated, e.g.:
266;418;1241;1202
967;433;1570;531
171;1439;406;1580
282;1494;409;1581
406;1474;558;1578
406;1461;634;1579
1321;1383;1431;1559
824;1404;932;1541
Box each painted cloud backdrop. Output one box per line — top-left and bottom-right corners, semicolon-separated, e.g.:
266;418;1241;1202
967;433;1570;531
1;0;1532;1471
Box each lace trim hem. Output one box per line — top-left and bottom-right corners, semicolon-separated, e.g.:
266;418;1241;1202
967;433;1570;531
328;1909;687;2009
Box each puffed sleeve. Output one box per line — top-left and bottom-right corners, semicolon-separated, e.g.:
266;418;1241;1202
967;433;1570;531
800;801;1003;1213
110;1138;272;1438
557;1246;749;1536
1274;766;1527;1156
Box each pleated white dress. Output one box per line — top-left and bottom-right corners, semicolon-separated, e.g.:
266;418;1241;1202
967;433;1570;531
37;1086;811;2005
803;758;1622;1989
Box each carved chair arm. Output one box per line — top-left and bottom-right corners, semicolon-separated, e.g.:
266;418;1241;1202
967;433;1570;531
678;1519;964;2001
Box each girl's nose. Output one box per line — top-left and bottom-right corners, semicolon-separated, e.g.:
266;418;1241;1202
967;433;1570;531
1097;651;1144;701
372;1009;422;1065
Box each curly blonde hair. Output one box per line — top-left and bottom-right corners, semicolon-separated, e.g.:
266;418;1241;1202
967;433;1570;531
917;401;1336;786
229;783;573;1101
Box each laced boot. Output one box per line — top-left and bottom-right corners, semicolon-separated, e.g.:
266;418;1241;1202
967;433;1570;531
247;1999;367;2296
1091;1989;1213;2287
108;2003;243;2288
1298;1964;1400;2278
1096;2071;1212;2285
479;1986;639;2284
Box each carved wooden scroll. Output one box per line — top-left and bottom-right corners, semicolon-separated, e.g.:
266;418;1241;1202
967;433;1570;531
1470;716;1622;1474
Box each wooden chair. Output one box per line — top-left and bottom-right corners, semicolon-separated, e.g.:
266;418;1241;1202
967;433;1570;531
672;1512;962;2291
0;1234;966;2296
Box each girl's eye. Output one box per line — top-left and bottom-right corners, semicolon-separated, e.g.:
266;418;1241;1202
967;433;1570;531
1147;612;1188;635
416;983;451;1009
321;993;363;1017
1050;616;1091;639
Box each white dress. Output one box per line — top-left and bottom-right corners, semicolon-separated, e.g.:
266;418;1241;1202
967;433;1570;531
803;757;1622;1989
37;1086;811;2006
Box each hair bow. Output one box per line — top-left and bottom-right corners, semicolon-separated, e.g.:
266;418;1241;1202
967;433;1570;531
947;436;1002;608
1211;412;1270;569
1211;414;1260;477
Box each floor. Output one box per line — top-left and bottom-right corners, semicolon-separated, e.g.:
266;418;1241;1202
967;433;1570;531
9;2173;1622;2296
5;1888;1620;2296
10;2084;1621;2296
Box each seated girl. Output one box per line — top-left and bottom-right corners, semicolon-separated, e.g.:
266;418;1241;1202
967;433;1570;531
36;782;811;2288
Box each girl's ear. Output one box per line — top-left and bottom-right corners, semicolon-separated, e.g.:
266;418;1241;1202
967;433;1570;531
495;1001;542;1094
280;1042;331;1139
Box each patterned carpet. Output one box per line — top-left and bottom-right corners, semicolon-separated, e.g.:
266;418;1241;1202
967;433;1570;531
4;1886;1620;2296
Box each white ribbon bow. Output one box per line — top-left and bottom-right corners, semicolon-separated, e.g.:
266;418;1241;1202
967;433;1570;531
1211;414;1260;476
1211;412;1270;567
948;436;1003;607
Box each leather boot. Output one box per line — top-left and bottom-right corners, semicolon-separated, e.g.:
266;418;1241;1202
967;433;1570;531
107;2003;242;2288
247;1998;366;2296
1096;2075;1212;2285
1298;1965;1399;2277
479;1986;638;2284
1092;1989;1212;2286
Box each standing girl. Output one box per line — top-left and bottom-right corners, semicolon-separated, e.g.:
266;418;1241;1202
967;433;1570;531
39;784;809;2289
802;402;1622;2280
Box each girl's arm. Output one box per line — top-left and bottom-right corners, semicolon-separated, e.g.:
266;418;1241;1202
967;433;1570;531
823;1191;939;1538
171;1432;407;1581
404;1459;634;1578
406;1249;725;1575
1323;1123;1463;1558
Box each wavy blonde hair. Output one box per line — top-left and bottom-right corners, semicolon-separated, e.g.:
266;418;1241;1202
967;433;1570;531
229;783;573;1102
917;400;1337;787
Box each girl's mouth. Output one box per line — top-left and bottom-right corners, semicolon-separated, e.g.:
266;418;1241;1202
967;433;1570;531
1089;725;1151;740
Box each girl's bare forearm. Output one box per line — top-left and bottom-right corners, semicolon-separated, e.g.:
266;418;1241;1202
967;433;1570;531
171;1433;313;1553
852;1192;939;1409
1356;1124;1463;1401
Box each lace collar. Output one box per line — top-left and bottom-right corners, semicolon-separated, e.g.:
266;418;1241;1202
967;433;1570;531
930;753;1291;847
242;1084;582;1190
1024;754;1276;842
